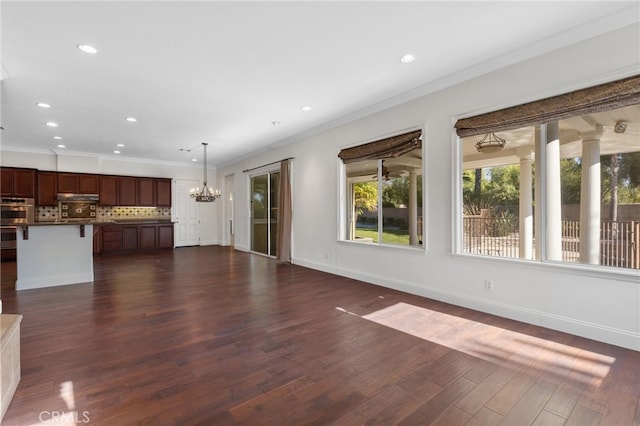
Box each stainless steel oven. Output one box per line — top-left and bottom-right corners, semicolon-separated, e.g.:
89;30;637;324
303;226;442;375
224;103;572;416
1;197;35;260
1;197;35;225
1;226;17;250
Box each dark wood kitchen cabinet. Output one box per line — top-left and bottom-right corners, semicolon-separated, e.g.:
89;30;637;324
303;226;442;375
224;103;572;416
139;225;157;249
101;225;122;252
137;178;156;206
37;171;58;206
79;174;99;194
93;225;102;255
118;177;137;206
156;179;172;207
99;176;118;206
58;173;99;194
97;223;173;254
57;173;77;193
157;224;174;248
0;168;12;196
122;225;139;250
1;167;36;198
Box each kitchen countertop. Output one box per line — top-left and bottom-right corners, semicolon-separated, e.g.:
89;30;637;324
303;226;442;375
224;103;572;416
28;219;173;226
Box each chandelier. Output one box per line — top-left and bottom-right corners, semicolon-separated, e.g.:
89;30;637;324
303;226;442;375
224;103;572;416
190;142;221;202
475;132;506;154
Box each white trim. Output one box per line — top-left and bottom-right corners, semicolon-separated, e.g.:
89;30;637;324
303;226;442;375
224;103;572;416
451;252;640;284
451;123;463;255
337;125;426;250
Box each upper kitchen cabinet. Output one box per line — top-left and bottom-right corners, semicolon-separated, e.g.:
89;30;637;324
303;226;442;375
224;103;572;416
1;167;36;198
99;176;118;206
37;172;58;206
79;174;99;194
137;178;156;206
156;179;172;207
57;173;99;194
118;177;137;206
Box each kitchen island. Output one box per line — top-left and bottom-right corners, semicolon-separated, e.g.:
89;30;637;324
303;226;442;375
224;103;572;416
16;222;101;290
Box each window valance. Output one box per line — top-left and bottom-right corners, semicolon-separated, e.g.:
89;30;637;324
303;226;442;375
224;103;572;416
454;74;640;138
338;130;422;164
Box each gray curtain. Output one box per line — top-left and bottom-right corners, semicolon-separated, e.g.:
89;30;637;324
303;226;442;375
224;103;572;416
276;159;292;263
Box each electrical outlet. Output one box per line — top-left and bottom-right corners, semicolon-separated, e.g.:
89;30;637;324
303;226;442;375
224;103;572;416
484;280;493;291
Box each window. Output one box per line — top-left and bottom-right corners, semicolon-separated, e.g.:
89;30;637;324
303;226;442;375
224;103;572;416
340;130;423;247
456;75;640;271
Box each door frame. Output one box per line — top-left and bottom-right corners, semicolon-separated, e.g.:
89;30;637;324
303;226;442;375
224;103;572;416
224;174;235;247
173;179;200;247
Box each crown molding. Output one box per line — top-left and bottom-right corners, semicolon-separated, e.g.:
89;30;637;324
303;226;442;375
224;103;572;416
0;144;208;170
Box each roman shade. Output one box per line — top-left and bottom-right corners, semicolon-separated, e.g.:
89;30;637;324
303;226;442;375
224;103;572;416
454;74;640;138
338;130;422;164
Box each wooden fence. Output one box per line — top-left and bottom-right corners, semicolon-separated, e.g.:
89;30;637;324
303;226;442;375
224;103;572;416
463;217;640;270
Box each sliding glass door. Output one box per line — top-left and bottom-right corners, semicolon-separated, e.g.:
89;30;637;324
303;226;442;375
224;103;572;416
250;171;280;256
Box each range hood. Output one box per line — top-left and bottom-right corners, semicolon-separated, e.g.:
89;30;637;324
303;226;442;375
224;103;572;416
57;193;99;202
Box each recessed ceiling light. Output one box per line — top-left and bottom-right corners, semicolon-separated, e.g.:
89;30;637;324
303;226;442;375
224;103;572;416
53;136;63;140
57;144;66;149
116;143;125;147
301;106;312;112
400;54;416;63
125;117;137;122
36;102;51;108
77;44;98;54
191;158;197;162
45;122;58;127
113;150;121;154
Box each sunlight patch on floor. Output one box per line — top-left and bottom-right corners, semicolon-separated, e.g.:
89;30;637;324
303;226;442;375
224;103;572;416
336;302;615;387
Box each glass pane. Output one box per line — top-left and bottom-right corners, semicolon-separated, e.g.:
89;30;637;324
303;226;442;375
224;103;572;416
380;149;422;246
269;172;280;256
556;105;640;269
251;174;268;254
461;128;530;259
345;160;378;243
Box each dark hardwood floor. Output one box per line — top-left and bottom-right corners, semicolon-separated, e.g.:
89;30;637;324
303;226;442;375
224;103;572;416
1;246;639;425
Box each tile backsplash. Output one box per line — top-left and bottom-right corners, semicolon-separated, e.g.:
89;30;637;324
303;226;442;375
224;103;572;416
38;206;171;221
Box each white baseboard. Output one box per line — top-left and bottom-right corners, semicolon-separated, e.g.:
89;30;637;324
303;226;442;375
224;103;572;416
292;257;640;351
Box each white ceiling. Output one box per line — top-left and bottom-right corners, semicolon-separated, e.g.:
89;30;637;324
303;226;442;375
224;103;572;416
1;1;638;168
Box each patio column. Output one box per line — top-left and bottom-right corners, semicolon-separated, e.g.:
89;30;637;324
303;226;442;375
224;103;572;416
409;169;419;246
579;128;602;264
546;122;563;261
349;182;355;240
517;147;533;259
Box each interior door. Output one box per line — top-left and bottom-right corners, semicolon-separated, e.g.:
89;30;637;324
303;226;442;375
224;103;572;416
250;171;279;256
174;179;200;247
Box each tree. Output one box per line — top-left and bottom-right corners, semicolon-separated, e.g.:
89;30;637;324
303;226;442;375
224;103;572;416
609;154;620;221
560;158;582;204
483;165;520;206
382;177;408;207
353;182;377;214
602;151;640;206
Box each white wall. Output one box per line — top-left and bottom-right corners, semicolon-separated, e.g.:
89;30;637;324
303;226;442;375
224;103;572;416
217;24;640;351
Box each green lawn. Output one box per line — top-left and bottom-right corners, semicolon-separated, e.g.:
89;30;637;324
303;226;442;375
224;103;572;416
355;228;410;244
